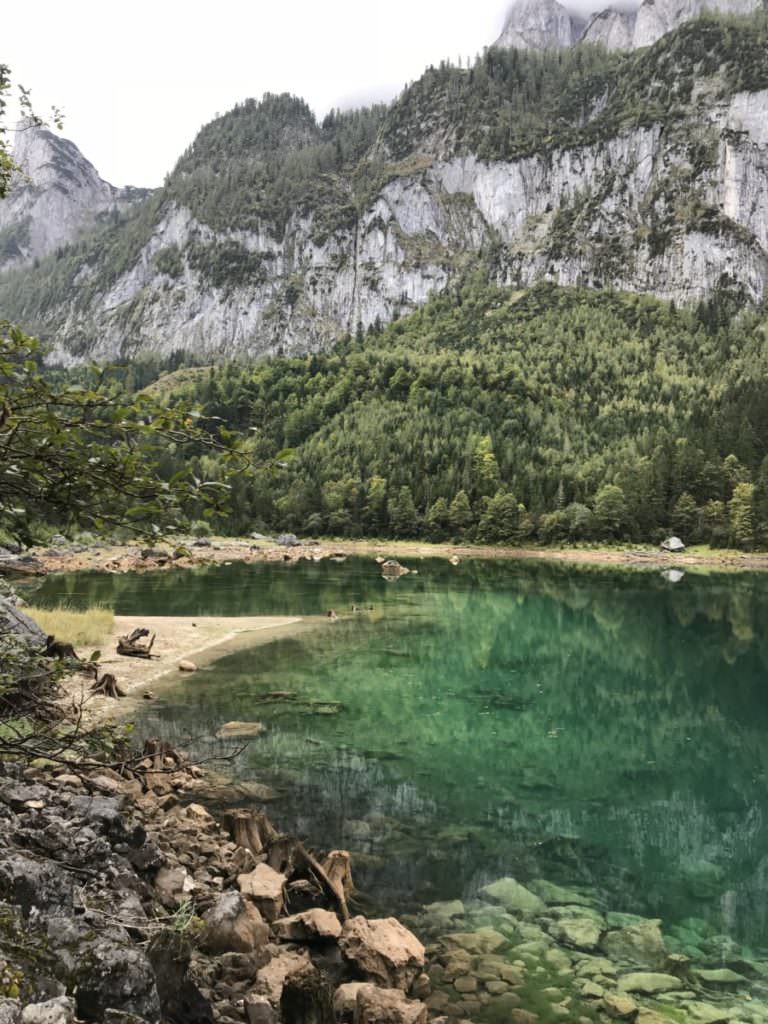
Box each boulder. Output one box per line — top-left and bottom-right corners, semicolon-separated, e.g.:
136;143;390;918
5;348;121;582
255;950;311;1004
353;987;427;1024
215;721;267;739
529;880;594;907
200;891;269;953
0;1001;20;1024
685;1002;733;1023
272;908;341;942
277;534;300;547
334;983;377;1019
69;935;161;1022
480;878;545;917
339;916;426;990
153;866;195;905
443;928;507;954
423;899;465;926
0;853;73;916
547;917;602;950
693;968;748;989
602;993;639;1020
243;994;277;1024
238;863;286;921
660;537;685;552
20;1000;75;1024
178;660;197;672
601;918;665;967
617;972;683;994
0;598;46;648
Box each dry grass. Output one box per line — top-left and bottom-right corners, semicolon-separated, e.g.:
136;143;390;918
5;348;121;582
26;606;114;650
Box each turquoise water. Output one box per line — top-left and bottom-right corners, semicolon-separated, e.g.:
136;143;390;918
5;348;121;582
33;558;768;949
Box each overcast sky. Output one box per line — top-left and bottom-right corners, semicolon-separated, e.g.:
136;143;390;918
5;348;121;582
6;0;623;189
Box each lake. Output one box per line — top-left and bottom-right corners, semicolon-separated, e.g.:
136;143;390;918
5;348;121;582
33;556;768;955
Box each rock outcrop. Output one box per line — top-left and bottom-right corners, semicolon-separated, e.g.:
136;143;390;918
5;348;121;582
495;0;765;52
0;123;147;271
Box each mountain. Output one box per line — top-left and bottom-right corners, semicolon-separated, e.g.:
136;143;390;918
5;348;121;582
496;0;765;50
0;122;148;272
1;14;768;363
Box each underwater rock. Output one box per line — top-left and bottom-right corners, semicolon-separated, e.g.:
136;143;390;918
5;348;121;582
443;928;507;954
423;899;465;926
215;721;267;738
547;916;602;950
601;918;665;968
693;968;748;990
529;880;594;907
480;877;545;917
617;972;683;994
602;993;639;1019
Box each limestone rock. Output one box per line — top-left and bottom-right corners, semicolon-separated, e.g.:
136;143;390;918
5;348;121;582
272;908;342;942
353;986;427;1024
244;994;277;1024
494;0;583;51
529;880;594;907
580;8;636;49
617;972;683;994
0;1001;20;1024
685;1001;733;1023
255;950;311;1004
547;917;602;950
601;919;665;967
694;968;748;989
215;721;267;738
334;983;378;1019
238;863;287;921
480;877;545;917
20;999;75;1024
339;916;426;990
443;928;507;954
153;865;195;905
602;993;639;1019
200;890;269;953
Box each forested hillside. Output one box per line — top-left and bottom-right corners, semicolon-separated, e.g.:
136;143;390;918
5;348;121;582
144;282;768;549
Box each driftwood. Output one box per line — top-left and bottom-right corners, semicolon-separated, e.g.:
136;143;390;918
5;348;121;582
223;808;351;921
117;628;156;659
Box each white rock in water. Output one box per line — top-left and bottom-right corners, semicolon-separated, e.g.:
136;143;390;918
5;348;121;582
179;660;197;672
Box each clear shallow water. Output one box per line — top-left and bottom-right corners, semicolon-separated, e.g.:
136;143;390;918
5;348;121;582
34;558;768;951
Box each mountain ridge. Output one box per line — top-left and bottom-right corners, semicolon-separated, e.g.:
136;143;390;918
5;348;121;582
2;13;768;363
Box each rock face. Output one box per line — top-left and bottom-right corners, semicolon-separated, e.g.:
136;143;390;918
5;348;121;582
0;123;147;271
339;916;426;990
493;0;584;50
496;0;764;52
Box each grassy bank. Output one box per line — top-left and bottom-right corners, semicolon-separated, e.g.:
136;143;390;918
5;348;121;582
26;605;114;648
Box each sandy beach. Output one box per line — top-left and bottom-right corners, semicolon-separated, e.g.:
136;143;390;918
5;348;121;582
61;613;315;725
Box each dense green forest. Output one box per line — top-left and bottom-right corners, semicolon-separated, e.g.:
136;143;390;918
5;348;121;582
124;281;768;549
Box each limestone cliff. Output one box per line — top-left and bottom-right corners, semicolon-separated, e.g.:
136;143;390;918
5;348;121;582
0;123;147;271
2;17;768;363
495;0;766;52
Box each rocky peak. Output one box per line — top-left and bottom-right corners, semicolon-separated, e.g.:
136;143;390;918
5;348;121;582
581;7;637;49
494;0;585;50
496;0;765;51
0;122;148;272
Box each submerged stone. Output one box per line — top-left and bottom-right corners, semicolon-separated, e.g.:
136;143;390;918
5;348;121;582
601;918;665;967
617;972;683;994
694;968;748;989
480;878;545;917
547;917;602;950
529;879;595;907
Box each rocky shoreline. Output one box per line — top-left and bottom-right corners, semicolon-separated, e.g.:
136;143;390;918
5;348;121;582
4;747;768;1024
7;534;768;581
0;751;431;1024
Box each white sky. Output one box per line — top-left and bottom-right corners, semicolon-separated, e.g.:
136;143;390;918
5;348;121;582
5;0;625;189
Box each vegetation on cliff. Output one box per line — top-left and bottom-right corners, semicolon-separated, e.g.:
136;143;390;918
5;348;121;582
128;281;768;550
